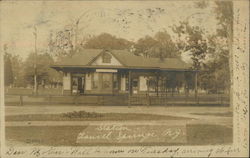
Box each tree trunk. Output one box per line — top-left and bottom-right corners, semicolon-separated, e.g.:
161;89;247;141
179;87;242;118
194;71;198;103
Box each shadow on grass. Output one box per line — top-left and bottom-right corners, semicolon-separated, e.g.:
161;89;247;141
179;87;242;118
190;112;233;117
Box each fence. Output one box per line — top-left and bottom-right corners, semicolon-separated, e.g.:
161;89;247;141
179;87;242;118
129;93;229;106
5;87;229;106
5;93;229;106
5;87;63;96
5;95;129;106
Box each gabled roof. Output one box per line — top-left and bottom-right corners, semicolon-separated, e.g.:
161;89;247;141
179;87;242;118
52;49;192;70
55;49;102;66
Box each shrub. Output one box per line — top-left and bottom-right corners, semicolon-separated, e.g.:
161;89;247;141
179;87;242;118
62;111;103;118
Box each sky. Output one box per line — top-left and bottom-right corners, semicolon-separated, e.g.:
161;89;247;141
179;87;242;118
0;1;219;60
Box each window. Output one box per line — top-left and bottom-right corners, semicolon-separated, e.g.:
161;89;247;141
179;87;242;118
132;79;138;87
102;53;111;63
113;74;118;89
147;76;156;91
72;77;78;94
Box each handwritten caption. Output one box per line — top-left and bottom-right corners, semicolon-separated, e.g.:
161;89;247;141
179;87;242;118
5;146;240;157
76;124;186;144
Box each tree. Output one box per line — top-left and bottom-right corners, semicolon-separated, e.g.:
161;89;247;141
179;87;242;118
84;33;133;50
3;44;14;87
10;54;25;87
194;0;208;9
134;31;179;58
200;34;230;92
172;21;208;98
48;28;74;59
172;22;208;70
23;52;61;87
153;31;179;58
191;1;232;94
215;1;233;111
134;36;157;57
214;1;233;39
4;53;13;87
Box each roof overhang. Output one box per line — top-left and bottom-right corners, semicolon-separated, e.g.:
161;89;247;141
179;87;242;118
51;65;196;72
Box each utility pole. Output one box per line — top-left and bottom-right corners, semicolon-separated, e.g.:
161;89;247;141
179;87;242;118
75;19;79;50
33;26;38;95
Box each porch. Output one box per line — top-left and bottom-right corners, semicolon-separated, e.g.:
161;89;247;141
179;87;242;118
61;68;198;97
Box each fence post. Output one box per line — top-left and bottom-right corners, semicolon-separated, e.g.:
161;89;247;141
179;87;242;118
48;95;51;105
185;92;187;104
197;94;199;105
74;95;78;105
103;96;105;106
128;70;131;107
165;91;168;106
221;93;223;106
19;95;23;106
147;93;151;106
217;93;220;105
98;96;101;105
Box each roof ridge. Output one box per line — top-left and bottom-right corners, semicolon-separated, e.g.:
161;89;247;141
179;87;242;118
52;49;191;70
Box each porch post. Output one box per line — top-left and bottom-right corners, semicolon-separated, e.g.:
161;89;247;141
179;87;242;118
164;72;168;106
63;72;72;95
156;71;159;97
128;70;131;106
112;73;114;96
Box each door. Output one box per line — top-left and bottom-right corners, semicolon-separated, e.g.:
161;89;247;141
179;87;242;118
101;73;113;94
78;77;85;94
132;78;139;94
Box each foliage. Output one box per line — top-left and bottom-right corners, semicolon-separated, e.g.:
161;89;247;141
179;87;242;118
198;1;233;92
172;22;208;70
134;31;179;58
184;72;195;90
62;111;103;118
49;30;133;59
199;58;229;91
200;34;230;91
172;1;232;92
10;54;25;87
4;53;14;86
23;52;62;87
214;1;233;38
134;35;157;57
48;29;74;58
84;33;133;50
7;3;233;93
194;0;209;9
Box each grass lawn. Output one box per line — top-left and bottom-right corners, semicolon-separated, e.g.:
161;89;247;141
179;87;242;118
6;111;192;121
6;111;232;146
6;126;85;146
6;124;232;146
186;124;233;145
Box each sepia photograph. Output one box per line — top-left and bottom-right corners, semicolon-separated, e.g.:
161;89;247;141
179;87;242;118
0;0;248;157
